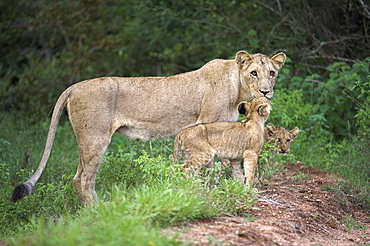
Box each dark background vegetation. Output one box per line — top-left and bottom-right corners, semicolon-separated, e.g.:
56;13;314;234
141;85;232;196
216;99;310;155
0;0;369;241
1;0;369;136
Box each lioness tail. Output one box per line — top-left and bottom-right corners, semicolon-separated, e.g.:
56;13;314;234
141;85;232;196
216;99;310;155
11;88;71;203
12;182;33;202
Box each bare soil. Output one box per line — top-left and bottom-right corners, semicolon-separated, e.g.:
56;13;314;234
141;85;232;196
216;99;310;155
167;162;370;245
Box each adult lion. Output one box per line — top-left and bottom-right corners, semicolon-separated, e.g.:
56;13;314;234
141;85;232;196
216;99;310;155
12;50;286;206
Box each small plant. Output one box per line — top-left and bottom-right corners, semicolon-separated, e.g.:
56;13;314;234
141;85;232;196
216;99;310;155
340;214;367;233
257;141;281;181
0;163;81;237
320;184;349;204
209;178;259;215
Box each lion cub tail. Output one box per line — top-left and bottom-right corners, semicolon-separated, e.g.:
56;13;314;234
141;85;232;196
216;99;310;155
12;88;71;203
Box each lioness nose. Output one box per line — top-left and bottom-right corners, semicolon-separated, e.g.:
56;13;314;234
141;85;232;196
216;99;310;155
259;89;270;96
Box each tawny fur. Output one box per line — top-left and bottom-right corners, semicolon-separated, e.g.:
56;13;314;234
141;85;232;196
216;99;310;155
173;97;272;185
12;51;286;206
214;123;300;177
264;123;299;157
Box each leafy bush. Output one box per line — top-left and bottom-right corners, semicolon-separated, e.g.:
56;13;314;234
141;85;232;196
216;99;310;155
209;178;258;215
268;89;331;162
0;163;81;237
98;148;176;192
277;58;370;138
347;66;370;131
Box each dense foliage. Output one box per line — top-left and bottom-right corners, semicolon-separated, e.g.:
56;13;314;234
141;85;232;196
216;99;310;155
0;0;369;244
1;0;369;136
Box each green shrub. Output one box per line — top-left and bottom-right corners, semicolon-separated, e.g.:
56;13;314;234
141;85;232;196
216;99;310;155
98;148;176;192
0;163;81;237
106;181;209;226
348;70;370;131
9;208;181;246
276;58;370;138
209;178;258;215
267;89;333;164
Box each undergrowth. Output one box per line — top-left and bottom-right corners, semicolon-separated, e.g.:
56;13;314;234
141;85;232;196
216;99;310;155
2;142;258;244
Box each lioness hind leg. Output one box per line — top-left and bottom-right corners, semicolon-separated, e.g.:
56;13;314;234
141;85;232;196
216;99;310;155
73;137;111;206
243;150;258;186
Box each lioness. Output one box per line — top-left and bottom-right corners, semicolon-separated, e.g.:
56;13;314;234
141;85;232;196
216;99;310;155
173;97;271;185
12;51;286;206
264;123;299;157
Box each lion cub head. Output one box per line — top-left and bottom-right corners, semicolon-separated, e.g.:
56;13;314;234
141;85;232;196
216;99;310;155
238;96;272;121
264;123;299;156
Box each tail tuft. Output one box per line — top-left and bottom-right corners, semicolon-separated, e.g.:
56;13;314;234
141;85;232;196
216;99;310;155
12;182;33;203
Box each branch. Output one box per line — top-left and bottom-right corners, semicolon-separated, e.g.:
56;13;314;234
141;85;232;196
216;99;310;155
358;0;370;19
166;16;235;32
305;55;359;63
266;13;291;45
252;0;300;34
306;36;366;56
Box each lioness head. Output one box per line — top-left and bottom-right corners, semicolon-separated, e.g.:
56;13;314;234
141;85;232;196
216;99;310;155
264;123;299;156
236;51;286;99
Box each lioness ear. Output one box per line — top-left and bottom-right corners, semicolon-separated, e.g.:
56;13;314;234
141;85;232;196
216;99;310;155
290;127;300;138
238;102;248;115
270;52;286;70
258;103;270;116
236;51;253;69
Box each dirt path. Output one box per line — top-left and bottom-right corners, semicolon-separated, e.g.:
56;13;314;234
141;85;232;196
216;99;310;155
168;162;370;245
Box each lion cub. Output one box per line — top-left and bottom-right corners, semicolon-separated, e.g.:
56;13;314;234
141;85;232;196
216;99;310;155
220;123;300;180
264;123;299;157
173;96;271;185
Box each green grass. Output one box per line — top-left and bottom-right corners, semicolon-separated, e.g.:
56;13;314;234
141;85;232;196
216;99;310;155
7;180;207;246
4;164;256;245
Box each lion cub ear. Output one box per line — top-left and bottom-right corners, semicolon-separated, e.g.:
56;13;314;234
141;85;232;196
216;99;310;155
238;101;249;116
265;123;276;136
290;127;300;139
258;103;270;116
236;51;253;69
270;52;286;70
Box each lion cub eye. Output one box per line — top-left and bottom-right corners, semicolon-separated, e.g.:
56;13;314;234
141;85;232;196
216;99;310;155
250;71;258;77
270;71;275;77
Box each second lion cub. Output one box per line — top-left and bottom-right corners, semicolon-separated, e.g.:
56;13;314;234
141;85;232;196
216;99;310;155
173;96;271;185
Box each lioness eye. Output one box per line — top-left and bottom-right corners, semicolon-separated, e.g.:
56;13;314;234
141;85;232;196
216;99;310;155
251;71;257;77
287;139;291;142
277;138;281;143
270;71;275;77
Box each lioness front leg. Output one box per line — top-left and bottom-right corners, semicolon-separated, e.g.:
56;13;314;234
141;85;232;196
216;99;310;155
243;150;258;187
